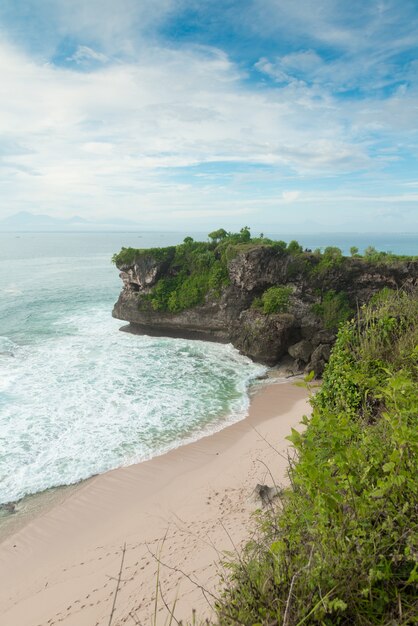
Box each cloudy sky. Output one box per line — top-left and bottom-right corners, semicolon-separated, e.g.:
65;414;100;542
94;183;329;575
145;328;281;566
1;0;418;231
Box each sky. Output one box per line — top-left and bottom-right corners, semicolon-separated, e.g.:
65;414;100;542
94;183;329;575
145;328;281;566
0;0;418;232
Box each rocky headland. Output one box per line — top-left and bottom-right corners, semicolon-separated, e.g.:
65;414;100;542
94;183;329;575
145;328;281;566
112;233;418;375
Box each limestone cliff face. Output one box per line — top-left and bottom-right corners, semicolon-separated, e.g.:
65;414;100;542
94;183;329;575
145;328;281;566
113;246;418;373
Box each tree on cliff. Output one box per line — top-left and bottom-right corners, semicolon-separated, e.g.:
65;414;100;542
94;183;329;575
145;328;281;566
208;228;228;243
239;226;251;242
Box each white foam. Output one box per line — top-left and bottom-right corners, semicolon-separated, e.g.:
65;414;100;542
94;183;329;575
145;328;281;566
2;285;23;296
0;307;265;504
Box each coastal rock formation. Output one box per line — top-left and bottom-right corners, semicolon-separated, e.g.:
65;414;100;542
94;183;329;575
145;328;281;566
113;244;418;374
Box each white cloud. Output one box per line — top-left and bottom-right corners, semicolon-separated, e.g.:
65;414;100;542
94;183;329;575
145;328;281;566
67;46;108;64
282;191;301;202
251;0;418;96
256;50;324;84
0;21;417;229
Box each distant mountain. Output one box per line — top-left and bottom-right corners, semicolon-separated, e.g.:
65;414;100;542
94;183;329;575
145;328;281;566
67;215;89;224
0;211;140;231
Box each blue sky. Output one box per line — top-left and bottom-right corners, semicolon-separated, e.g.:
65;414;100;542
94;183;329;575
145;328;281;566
0;0;417;232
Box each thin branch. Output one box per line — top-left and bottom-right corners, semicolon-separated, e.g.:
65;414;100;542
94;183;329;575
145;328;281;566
145;542;217;608
158;580;180;626
255;457;280;493
283;546;314;626
251;425;289;462
108;542;127;626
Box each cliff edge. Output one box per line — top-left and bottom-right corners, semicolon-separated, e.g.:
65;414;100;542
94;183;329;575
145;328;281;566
112;233;417;374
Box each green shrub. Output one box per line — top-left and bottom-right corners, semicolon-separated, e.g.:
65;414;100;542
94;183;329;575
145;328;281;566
253;285;292;314
167;273;208;312
216;289;418;626
314;246;344;276
312;289;353;330
149;276;179;311
362;246;417;266
208;228;228;242
112;245;175;267
287;239;303;255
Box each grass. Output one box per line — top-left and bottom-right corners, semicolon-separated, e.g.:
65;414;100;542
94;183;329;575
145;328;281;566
214;288;418;625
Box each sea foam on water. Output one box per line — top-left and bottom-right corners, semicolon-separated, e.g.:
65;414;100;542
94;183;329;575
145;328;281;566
0;305;264;505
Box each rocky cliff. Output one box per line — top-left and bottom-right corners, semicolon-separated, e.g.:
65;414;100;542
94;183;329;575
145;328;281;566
112;242;417;375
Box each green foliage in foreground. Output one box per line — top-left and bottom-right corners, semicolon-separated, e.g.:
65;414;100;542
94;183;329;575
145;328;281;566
216;289;418;625
253;285;293;314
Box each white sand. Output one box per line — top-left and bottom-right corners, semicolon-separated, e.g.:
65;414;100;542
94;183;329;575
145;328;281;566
0;379;310;626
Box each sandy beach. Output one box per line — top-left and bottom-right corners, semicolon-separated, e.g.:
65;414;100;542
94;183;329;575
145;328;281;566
0;379;310;626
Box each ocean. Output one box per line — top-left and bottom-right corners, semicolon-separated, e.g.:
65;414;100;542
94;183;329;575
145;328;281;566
0;230;417;508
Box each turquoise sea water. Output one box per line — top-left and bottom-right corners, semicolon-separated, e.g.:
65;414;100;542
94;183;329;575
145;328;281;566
0;231;416;505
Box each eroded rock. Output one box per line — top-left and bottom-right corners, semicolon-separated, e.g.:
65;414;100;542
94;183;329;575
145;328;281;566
288;339;313;363
113;246;418;373
254;484;282;506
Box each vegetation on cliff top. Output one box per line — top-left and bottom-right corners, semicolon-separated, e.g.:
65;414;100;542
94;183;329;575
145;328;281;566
112;228;293;313
215;288;418;625
112;228;417;315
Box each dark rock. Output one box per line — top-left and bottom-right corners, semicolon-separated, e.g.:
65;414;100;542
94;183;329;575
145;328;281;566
311;329;336;347
307;344;332;377
294;358;305;373
254;484;282;506
288;339;313;363
270;355;301;378
113;289;230;343
119;253;172;293
0;502;16;514
231;310;296;366
228;247;290;291
301;325;318;340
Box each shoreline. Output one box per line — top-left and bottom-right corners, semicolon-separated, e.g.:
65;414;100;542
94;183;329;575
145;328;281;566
0;378;310;626
0;370;272;541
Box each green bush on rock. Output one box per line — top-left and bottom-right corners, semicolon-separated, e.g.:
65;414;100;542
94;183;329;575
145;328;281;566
253;286;293;314
312;289;353;330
